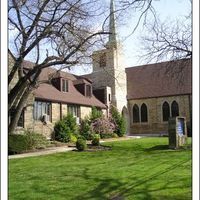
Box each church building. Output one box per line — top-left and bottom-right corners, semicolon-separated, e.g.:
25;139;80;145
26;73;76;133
8;0;192;137
83;0;192;136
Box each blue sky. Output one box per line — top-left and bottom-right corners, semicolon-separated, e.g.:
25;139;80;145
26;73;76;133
70;0;191;75
8;0;191;75
119;0;191;67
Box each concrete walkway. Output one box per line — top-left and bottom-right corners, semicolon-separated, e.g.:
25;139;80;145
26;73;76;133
9;146;76;159
9;136;141;159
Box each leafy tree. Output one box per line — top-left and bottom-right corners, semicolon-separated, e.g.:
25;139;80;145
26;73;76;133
79;117;93;140
110;105;126;137
90;106;103;121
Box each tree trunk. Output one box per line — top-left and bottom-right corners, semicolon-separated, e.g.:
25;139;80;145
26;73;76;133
8;87;32;134
8;69;41;134
8;77;29;110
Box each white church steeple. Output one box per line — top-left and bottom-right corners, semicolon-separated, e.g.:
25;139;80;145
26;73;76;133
107;0;117;48
86;0;127;113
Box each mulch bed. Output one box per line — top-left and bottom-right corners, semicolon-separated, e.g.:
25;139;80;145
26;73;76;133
86;144;112;152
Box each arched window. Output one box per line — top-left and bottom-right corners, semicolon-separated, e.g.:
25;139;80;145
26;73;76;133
133;104;139;123
141;103;148;122
171;101;179;117
162;102;170;121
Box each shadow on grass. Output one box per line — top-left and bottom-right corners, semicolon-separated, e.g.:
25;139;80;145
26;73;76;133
74;158;191;200
145;144;192;152
145;145;169;151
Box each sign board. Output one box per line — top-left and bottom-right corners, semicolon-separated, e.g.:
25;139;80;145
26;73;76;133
177;118;184;136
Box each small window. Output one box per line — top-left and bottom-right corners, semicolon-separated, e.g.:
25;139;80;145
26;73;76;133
62;79;68;92
171;101;179;117
86;85;92;97
99;53;106;68
162;102;170;121
33;101;51;121
133;104;139;123
108;94;111;102
141;103;148;122
68;105;80;117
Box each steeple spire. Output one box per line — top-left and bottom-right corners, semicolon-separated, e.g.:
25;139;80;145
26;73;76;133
107;0;117;48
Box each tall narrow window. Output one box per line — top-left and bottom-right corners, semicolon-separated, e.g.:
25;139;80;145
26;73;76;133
68;105;80;117
171;101;179;117
133;104;139;123
141;103;148;122
99;53;106;67
86;85;92;97
162;102;170;121
108;94;111;102
62;79;68;92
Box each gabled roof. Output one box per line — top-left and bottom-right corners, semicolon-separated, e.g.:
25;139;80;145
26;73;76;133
34;67;106;108
34;83;106;108
126;59;192;100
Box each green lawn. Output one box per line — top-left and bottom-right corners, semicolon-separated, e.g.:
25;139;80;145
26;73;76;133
9;137;192;200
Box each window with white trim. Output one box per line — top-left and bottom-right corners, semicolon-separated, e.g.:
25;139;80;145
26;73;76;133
33;101;51;121
68;105;80;117
62;79;68;92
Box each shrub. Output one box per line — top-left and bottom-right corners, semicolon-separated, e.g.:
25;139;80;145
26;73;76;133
76;138;87;151
100;132;116;139
112;133;119;138
91;134;100;146
90;106;103;121
110;106;126;137
25;130;48;149
54;120;71;142
91;117;115;138
62;114;79;134
70;134;77;143
9;130;48;154
54;114;78;143
9;134;28;154
79;117;93;140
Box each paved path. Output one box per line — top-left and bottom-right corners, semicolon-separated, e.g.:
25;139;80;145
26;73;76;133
9;136;141;159
9;146;76;159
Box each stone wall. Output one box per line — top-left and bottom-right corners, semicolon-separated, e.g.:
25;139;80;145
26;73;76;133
23;102;107;138
61;104;68;118
128;95;191;134
80;106;92;119
52;103;61;123
24;93;35;129
89;45;127;113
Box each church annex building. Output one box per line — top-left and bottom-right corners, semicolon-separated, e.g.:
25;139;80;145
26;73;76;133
8;0;192;137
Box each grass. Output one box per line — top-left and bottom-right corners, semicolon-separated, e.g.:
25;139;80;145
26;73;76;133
9;137;192;200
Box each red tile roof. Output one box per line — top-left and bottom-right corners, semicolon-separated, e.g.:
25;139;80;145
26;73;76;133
126;59;192;100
